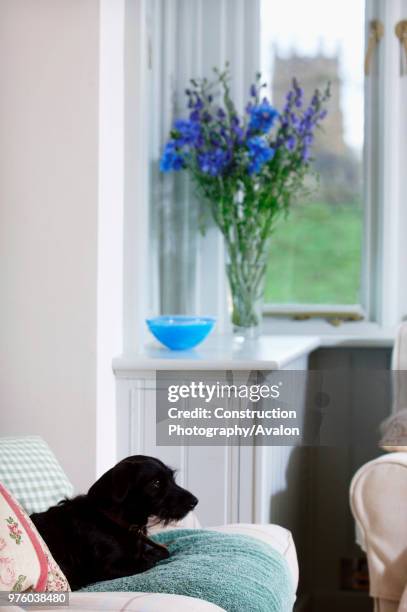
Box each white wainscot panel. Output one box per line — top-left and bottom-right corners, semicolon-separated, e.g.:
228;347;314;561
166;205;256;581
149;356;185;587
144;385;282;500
114;343;313;527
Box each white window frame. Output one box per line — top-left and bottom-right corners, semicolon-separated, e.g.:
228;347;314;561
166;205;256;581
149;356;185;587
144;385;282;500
263;0;407;328
364;0;407;328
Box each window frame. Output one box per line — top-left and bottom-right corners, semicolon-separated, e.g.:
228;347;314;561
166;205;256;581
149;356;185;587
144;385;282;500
135;0;407;340
262;0;407;327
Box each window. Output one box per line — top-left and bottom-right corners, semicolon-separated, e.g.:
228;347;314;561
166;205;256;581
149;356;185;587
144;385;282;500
145;0;407;330
261;0;365;308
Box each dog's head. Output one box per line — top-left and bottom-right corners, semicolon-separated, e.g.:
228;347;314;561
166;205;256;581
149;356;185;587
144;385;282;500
88;455;198;526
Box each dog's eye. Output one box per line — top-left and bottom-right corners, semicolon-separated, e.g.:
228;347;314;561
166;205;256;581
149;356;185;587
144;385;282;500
151;479;161;489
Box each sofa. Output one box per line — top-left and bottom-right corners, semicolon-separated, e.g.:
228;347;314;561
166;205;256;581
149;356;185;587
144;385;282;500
0;436;298;612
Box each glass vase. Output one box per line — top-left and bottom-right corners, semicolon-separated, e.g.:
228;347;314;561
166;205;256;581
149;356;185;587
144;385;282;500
225;240;269;340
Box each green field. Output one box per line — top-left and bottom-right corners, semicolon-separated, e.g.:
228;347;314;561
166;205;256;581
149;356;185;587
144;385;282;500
264;202;363;305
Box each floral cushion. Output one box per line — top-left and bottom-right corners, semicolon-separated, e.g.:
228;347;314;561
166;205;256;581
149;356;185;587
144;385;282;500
0;482;69;592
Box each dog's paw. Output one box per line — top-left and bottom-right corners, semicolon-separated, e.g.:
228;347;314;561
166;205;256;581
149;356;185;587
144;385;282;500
148;544;170;562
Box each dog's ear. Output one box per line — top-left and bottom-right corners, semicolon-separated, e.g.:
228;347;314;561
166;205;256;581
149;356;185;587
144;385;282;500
88;461;131;505
111;461;131;503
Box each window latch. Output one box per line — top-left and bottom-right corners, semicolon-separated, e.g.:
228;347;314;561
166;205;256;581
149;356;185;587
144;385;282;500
364;19;384;76
395;20;407;76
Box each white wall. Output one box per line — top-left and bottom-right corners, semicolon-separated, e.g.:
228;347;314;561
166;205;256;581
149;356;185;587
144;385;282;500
0;0;100;492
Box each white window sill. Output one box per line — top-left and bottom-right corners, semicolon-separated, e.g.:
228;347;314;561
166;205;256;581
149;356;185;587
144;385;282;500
262;316;395;348
113;334;320;375
113;323;395;377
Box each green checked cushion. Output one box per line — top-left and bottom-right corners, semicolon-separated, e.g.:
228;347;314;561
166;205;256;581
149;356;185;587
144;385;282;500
0;437;74;514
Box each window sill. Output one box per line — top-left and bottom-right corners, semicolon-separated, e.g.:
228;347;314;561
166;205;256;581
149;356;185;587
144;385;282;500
113;334;320;375
113;322;395;378
263;304;364;323
262;316;395;348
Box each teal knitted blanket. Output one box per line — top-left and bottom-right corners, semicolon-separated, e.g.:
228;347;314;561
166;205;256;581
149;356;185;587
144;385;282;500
80;529;295;612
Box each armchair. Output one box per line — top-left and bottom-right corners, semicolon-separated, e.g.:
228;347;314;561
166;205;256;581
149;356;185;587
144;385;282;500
350;452;407;612
350;322;407;612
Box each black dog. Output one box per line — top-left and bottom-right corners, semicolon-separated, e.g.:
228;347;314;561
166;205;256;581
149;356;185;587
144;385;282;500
31;455;198;590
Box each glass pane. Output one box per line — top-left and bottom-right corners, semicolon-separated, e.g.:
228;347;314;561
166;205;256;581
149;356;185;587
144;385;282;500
261;0;364;305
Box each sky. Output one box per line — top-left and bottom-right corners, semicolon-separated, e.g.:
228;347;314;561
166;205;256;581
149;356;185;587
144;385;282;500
261;0;365;151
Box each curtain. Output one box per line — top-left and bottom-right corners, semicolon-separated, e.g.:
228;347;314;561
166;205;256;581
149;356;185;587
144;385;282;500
147;0;260;330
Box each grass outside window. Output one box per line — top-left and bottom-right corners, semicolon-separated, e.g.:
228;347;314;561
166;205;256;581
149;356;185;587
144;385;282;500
264;202;363;305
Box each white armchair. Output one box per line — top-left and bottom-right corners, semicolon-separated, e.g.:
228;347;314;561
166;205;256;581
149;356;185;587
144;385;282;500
350;452;407;612
350;323;407;612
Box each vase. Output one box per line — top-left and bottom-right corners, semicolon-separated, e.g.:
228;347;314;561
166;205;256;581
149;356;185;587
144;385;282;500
225;238;270;340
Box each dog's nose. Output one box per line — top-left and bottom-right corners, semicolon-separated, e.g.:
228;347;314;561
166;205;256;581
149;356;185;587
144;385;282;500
189;496;198;509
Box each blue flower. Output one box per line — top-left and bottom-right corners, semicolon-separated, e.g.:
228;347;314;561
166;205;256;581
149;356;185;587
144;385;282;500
233;126;244;144
285;136;296;151
188;95;204;120
290;113;299;127
292;79;303;107
174;119;201;146
160;140;185;172
247;136;275;174
198;148;230;176
302;146;311;161
194;97;204;110
248;100;279;133
190;109;201;122
303;133;314;146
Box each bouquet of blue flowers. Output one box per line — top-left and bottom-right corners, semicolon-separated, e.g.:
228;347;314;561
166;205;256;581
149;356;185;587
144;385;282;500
161;67;330;333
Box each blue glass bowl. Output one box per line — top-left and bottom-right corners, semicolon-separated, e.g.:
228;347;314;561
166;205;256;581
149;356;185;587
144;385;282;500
146;316;216;350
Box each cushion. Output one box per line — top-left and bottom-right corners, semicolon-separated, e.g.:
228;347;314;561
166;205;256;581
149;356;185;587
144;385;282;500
0;436;74;513
80;529;295;612
151;521;298;589
210;523;299;590
0;482;70;592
